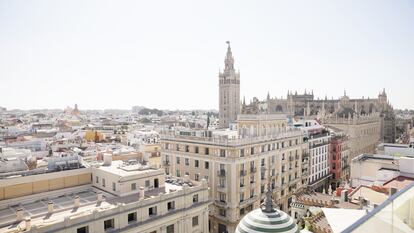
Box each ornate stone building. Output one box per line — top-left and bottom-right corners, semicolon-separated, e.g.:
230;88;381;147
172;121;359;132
160;122;308;233
219;42;240;128
242;89;396;143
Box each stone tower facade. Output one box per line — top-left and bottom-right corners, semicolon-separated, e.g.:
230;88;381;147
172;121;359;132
219;42;240;128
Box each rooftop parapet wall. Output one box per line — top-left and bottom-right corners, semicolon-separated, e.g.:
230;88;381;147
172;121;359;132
160;129;303;147
237;114;287;121
322;113;381;125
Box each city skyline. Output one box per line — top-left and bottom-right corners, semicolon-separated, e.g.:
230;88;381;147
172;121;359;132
1;0;414;110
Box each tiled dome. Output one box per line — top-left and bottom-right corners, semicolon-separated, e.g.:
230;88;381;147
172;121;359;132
236;184;298;233
235;207;299;233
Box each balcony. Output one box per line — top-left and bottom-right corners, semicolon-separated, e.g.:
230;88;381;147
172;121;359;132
239;184;246;192
310;141;329;149
240;170;247;176
239;195;258;207
215;200;227;207
217;185;226;192
289;177;300;186
217;170;226;177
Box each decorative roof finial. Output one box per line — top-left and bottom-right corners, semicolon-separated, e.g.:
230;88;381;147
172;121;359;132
263;157;277;213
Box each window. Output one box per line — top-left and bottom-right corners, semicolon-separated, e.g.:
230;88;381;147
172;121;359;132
77;226;89;233
167;224;174;233
195;173;200;181
220;149;226;157
167;201;175;211
131;183;136;190
104;219;114;231
192;216;199;227
149;206;157;216
185;158;189;165
205;147;209;155
195;160;199;168
193;194;199;203
128;212;137;223
112;182;116;191
176;157;180;164
219;208;226;217
195;146;199;153
176;170;181;177
251;147;254;154
185;145;189;152
219;178;225;187
240;149;244;157
145;180;150;187
95;176;99;183
205;161;209;169
102;178;106;187
219;193;226;202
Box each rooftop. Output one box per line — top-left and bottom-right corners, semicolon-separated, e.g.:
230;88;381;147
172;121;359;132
0;176;199;232
95;160;162;180
383;176;414;191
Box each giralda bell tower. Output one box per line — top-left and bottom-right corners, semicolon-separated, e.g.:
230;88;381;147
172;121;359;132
219;41;240;128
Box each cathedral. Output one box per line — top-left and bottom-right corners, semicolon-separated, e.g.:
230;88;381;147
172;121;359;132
241;89;396;143
218;42;396;143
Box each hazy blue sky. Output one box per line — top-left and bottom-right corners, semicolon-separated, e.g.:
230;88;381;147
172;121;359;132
1;0;413;110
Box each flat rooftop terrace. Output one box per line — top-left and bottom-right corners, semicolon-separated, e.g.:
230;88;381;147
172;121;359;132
0;181;187;232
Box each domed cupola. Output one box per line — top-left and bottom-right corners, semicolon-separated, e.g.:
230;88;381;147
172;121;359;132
235;183;299;233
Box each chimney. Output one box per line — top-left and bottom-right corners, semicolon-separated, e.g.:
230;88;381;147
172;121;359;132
97;192;103;202
48;201;54;214
25;217;31;231
103;153;112;166
139;187;145;200
16;208;24;222
341;189;348;202
389;187;398;196
184;175;190;183
74;196;80;208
